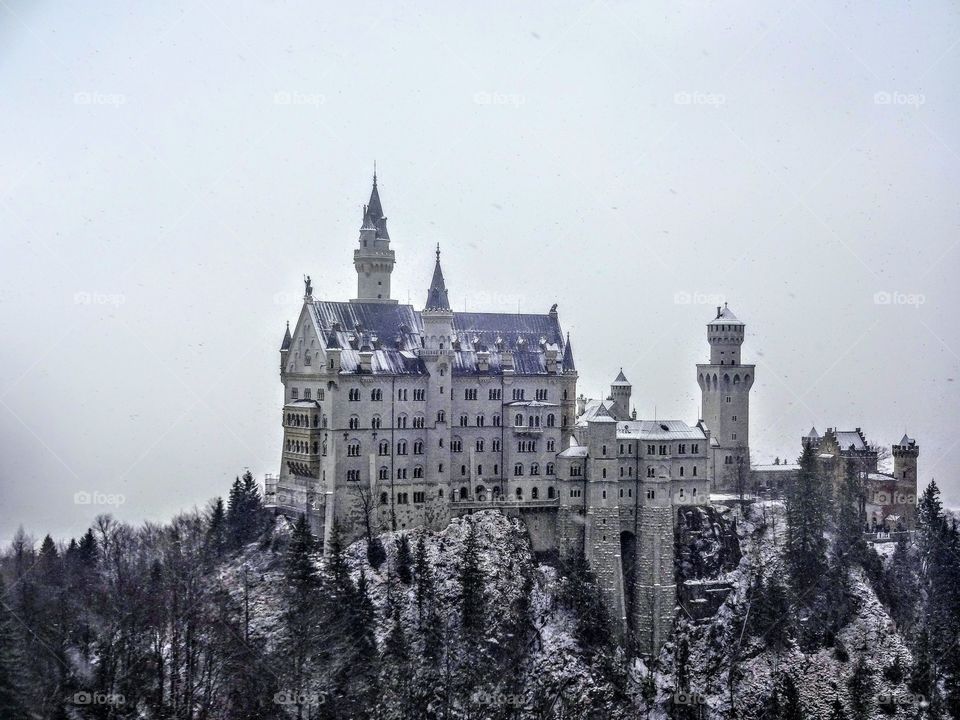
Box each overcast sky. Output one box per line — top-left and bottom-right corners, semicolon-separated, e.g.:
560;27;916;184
1;0;959;543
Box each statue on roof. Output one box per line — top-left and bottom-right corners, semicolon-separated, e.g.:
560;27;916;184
303;274;313;297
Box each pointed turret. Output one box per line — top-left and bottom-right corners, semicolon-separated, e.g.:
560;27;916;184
424;244;451;312
610;367;632;420
352;171;397;303
280;321;292;350
561;332;577;373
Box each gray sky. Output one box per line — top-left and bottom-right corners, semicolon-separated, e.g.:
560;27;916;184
1;0;959;542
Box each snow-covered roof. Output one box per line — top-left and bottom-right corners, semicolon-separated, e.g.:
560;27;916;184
616;419;707;441
611;369;631;386
558;437;589;458
834;431;867;452
707;303;743;326
576;398;616;425
751;463;801;472
506;400;559;408
805;426;820;439
897;434;916;446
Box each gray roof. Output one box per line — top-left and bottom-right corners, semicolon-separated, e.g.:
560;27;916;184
280;322;292;350
708;303;744;326
424;249;451;311
561;333;576;373
612;369;631;386
805;426;820;439
898;434;915;446
616;419;707;441
310;300;568;376
834;430;868;452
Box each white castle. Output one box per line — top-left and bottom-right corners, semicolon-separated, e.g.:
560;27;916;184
265;175;914;655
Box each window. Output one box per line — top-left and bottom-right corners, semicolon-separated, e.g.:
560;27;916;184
547;486;556;499
437;410;446;423
725;396;731;403
493;414;501;427
546;462;555;475
397;388;407;401
531;487;539;499
692;466;698;476
413;416;425;429
679;488;685;498
371;415;382;429
692;487;697;496
647;444;656;455
292;388;299;399
476;439;485;452
451;439;462;452
397;492;409;505
647;489;655;499
397;468;408;480
732;433;737;441
414;388;426;401
515;413;524;426
347;469;360;482
397;415;408;429
492;438;501;452
476;414;485;427
724;455;733;465
459;415;469;427
379;467;389;480
477;464;482;475
465;388;478;400
397;440;407;455
647;467;655;478
348;441;361;457
413;466;424;479
349;416;360;430
413;491;425;503
514;463;524;476
304;389;311;400
547;439;555;452
546;413;555;427
459;487;468;500
379;440;389;456
380;492;388;505
512;388;525;401
678;443;686;454
461;464;467;476
489;388;501;400
680;466;685;477
371;388;382;401
516;487;523;499
535;389;548;401
531;462;540;476
691;443;699;454
413;440;424;455
731;415;737;422
659;444;668;455
349;388;360;401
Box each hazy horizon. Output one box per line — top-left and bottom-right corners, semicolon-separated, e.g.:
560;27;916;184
2;0;959;543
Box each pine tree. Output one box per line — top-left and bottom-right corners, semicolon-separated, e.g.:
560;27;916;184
785;443;829;599
780;673;803;720
847;655;873;720
414;534;433;624
395;534;413;585
828;695;847;720
0;577;26;718
226;477;246;548
206;497;227;559
460;518;486;640
367;536;386;570
375;604;413;720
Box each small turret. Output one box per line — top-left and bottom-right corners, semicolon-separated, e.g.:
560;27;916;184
352;172;397;303
892;434;919;483
610;368;632;421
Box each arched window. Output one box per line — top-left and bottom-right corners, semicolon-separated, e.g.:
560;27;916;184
437;410;446;423
460;464;467;476
460;486;468;500
546;413;555;427
413;440;424;455
397;414;408;429
379;467;389;480
515;413;523;426
514;463;524;476
349;416;359;430
476;438;484;452
531;487;539;500
476;414;485;427
531;463;540;476
313;414;319;428
380;492;388;505
397;440;407;455
547;486;556;499
413;466;424;479
493;414;501;427
312;441;319;454
379;440;389;456
348;441;361;457
515;487;523;499
371;415;382;429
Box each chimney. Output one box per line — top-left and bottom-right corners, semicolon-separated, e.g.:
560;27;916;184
358;350;373;374
477;350;490;372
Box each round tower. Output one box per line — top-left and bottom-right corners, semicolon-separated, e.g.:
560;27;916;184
352;173;397;304
610;369;632;421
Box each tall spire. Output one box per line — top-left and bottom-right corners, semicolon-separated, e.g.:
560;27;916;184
367;171;383;221
424;244;451;312
562;332;576;372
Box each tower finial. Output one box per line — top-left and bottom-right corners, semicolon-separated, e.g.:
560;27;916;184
373;160;377;185
436;243;441;263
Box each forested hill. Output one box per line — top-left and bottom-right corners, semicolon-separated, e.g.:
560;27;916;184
1;469;959;719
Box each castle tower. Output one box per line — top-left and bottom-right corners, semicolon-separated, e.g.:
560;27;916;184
419;246;454;498
635;467;675;656
696;303;755;491
582;407;627;640
893;434;919;483
610;369;632;421
352;173;397;303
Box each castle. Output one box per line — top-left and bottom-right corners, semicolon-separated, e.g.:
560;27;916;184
265;175;918;655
